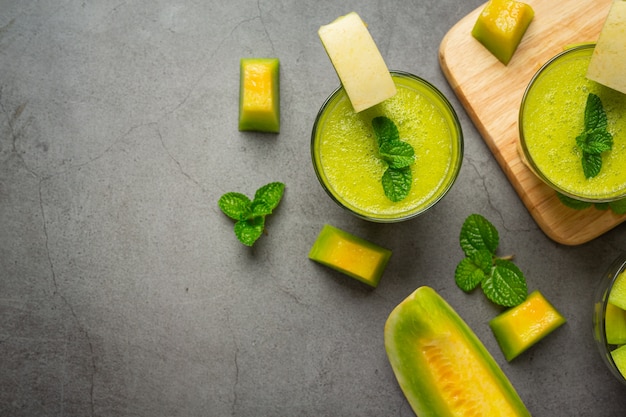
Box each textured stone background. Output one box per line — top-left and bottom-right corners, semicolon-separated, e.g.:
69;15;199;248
1;1;625;416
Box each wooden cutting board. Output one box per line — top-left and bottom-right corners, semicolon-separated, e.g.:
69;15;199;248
439;0;626;245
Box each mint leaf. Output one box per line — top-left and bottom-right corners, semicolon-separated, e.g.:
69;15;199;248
556;192;626;214
218;192;252;221
234;217;265;247
482;259;528;307
455;258;487;292
372;116;399;146
576;129;613;154
250;200;274;218
583;93;607;132
254;182;285;210
595;202;610;211
582;152;602;179
471;249;495;274
576;94;613;179
379;141;415;169
609;198;626;215
382;167;412;202
556;192;593;210
371;117;415;202
219;182;285;246
592;129;614;152
459;213;499;257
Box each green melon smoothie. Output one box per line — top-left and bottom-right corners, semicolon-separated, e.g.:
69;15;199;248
519;44;626;202
311;71;463;222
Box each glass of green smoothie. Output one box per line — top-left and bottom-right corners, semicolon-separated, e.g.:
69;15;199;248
593;252;626;386
311;71;464;222
519;44;626;203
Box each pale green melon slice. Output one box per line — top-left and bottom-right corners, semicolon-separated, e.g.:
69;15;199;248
610;344;626;379
606;303;626;345
608;270;626;310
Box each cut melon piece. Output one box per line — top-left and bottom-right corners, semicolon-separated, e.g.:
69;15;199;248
308;224;391;287
384;286;531;417
238;58;280;133
606;302;626;345
489;290;566;361
471;0;534;65
608;270;626;310
318;12;397;112
611;344;626;379
587;1;626;95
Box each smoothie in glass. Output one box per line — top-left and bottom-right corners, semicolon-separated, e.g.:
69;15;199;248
311;71;463;222
519;44;626;202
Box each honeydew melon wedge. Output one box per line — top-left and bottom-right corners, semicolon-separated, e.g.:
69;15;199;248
318;12;396;112
384;286;531;417
587;1;626;95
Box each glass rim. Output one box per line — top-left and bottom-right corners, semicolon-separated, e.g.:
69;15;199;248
310;70;464;223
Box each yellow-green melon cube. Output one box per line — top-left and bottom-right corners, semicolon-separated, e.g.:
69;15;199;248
471;0;534;65
611;344;626;379
238;58;280;133
489;290;566;361
606;302;626;345
308;224;391;287
609;270;626;310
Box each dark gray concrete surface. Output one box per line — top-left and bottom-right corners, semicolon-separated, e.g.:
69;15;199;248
1;1;625;416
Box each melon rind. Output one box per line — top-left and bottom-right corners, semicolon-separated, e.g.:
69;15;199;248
384;286;531;417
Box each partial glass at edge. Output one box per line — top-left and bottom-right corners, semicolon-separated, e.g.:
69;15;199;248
518;44;626;204
310;71;464;223
593;252;626;386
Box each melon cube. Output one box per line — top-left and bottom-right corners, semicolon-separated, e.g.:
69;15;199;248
238;58;280;133
609;270;626;310
471;0;534;65
606;302;626;345
308;224;391;287
318;12;397;112
587;1;626;95
489;290;566;361
611;344;626;379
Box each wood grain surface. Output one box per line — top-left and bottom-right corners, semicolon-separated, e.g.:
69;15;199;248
439;0;626;245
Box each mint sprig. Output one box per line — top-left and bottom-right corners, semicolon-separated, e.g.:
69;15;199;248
609;199;626;215
555;192;593;210
371;116;415;202
556;192;626;215
455;214;528;307
218;182;285;246
576;93;613;179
